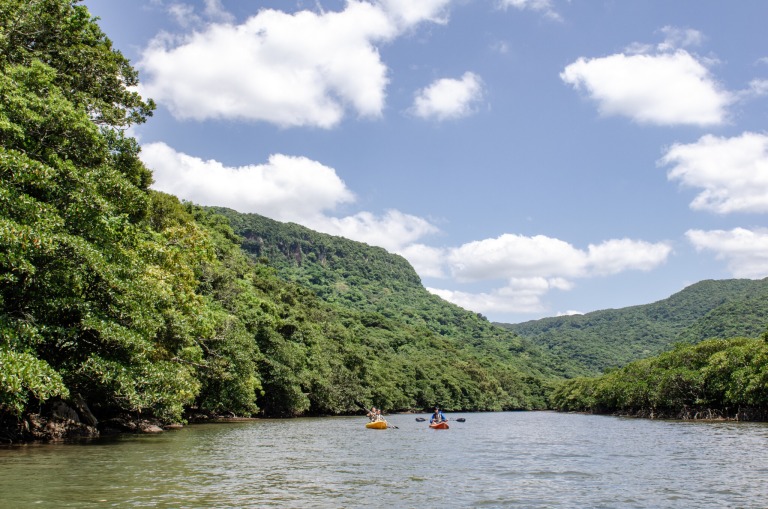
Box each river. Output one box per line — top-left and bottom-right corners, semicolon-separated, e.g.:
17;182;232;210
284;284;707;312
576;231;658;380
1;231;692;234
1;411;766;508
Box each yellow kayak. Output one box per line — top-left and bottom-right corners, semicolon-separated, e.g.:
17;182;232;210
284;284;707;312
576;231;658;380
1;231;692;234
365;420;388;429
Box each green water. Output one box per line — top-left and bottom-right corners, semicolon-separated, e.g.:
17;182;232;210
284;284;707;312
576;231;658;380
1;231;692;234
1;412;767;508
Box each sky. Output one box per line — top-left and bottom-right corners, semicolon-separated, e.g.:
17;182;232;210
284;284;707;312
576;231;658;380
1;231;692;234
83;0;768;324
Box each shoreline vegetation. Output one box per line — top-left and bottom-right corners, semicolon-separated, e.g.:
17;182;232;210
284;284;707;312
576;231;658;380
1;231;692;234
550;336;768;421
1;1;766;445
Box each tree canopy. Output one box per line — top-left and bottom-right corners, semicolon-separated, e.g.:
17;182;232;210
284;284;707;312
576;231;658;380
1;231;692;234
2;1;767;441
0;1;554;436
500;278;768;374
550;335;768;420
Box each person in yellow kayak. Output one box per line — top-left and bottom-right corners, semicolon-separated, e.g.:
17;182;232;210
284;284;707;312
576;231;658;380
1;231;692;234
367;406;383;422
429;406;446;424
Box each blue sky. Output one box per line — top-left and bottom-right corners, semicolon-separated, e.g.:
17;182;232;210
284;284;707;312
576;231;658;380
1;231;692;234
84;0;768;324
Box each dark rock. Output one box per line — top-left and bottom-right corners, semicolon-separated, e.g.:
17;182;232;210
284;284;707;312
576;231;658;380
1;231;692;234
140;423;164;434
72;394;98;427
50;400;80;423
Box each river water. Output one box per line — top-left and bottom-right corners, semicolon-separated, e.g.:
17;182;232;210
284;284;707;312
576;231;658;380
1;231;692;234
1;411;766;508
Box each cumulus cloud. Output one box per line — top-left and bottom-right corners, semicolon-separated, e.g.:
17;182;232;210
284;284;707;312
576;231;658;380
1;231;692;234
429;277;574;315
657;26;704;52
410;72;485;120
444;234;670;282
746;79;768;97
141;142;355;220
660;132;768;214
427;283;543;314
399;244;447;278
447;234;586;282
561;48;732;126
378;0;451;27
140;4;393;127
202;0;234;23
139;1;452;127
418;233;671;316
167;1;234;29
140;142;437;252
687;228;768;278
312;211;439;252
499;0;561;21
586;238;675;275
167;4;199;28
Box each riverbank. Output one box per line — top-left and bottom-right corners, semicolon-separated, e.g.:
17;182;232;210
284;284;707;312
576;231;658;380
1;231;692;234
0;399;264;445
5;402;766;445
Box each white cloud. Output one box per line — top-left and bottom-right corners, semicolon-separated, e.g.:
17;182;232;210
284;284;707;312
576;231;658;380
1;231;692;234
202;0;234;23
561;50;732;126
167;1;234;28
660;132;768;214
411;72;485;120
140;142;438;252
447;234;586;281
444;234;670;282
416;234;671;316
586;238;674;275
378;0;451;27
139;1;454;128
141;142;354;220
167;3;199;28
687;228;768;278
140;3;397;127
312;210;439;252
428;277;573;314
398;244;447;278
499;0;561;21
747;79;768;97
657;26;704;52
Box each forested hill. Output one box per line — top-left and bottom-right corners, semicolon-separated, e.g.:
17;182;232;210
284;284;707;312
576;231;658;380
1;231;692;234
499;278;768;374
1;0;576;442
211;208;583;378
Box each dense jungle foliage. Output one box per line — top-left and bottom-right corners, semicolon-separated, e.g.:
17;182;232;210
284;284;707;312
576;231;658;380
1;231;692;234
2;1;766;440
550;335;768;420
207;210;768;420
211;208;584;379
500;278;768;374
0;1;559;440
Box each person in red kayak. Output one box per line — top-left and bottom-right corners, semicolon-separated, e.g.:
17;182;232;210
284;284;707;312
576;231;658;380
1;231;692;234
429;406;446;424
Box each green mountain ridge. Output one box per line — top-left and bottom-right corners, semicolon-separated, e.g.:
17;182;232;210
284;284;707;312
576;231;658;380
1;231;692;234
211;207;586;379
213;208;768;380
499;278;768;374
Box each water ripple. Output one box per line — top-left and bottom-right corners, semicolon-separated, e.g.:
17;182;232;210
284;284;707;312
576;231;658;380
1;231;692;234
1;412;767;508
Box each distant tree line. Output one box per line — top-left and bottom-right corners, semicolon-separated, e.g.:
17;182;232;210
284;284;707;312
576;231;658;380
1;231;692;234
550;335;768;420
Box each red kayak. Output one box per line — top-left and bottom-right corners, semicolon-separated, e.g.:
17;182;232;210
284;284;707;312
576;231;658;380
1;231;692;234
429;421;449;429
